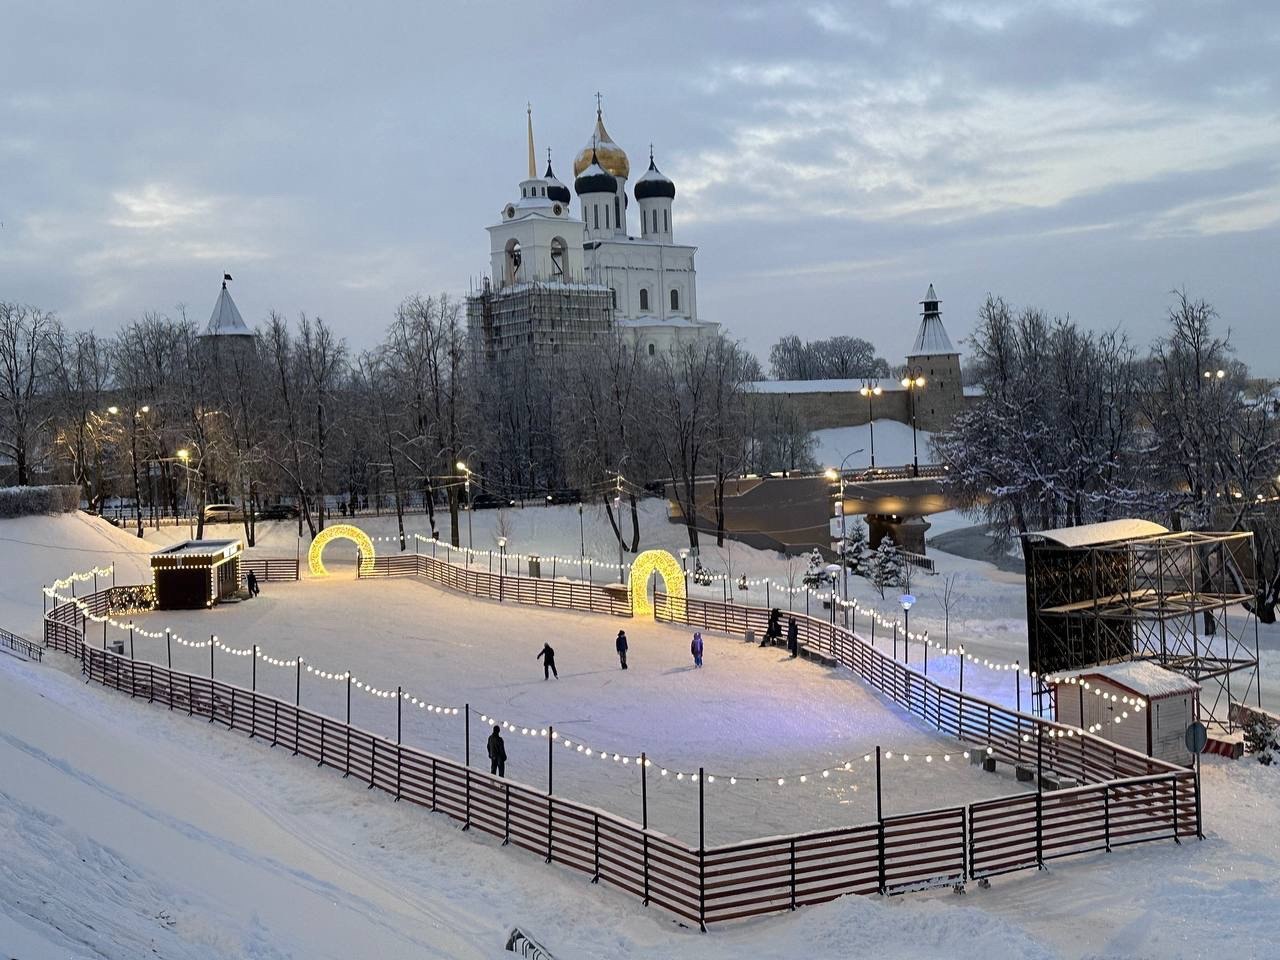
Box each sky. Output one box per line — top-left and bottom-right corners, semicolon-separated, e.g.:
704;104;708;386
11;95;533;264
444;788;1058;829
2;0;1278;371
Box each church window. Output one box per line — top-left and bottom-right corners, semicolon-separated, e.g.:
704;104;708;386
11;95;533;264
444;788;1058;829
615;197;621;229
593;205;599;230
652;209;658;233
670;288;680;311
605;205;610;229
663;209;669;233
550;237;567;278
610;288;617;309
648;343;655;356
639;288;649;311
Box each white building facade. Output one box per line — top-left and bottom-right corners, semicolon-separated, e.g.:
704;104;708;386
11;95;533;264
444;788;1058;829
469;104;717;361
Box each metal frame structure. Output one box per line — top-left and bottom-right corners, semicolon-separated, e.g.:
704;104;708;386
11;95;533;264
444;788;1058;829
1024;527;1261;731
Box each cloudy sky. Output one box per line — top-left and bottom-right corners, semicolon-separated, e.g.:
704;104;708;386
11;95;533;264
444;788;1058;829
2;1;1278;370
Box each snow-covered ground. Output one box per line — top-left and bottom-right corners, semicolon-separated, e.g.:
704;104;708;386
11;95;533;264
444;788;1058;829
6;510;1280;957
812;420;935;471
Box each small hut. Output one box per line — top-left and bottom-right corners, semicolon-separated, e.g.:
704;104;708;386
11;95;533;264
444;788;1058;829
1050;661;1200;766
151;540;244;609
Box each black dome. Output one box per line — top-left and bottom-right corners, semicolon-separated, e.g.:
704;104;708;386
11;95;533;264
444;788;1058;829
544;162;571;203
634;156;675;200
574;148;618;196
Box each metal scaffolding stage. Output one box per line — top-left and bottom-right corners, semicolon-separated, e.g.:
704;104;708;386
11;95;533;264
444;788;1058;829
1023;521;1261;731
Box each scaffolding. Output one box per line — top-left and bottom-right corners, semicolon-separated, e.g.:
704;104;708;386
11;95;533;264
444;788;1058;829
1024;525;1260;731
466;279;613;364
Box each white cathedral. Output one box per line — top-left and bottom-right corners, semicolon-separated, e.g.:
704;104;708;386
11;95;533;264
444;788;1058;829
466;104;718;361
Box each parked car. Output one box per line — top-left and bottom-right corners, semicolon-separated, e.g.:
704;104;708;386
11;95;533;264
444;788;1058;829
203;503;246;523
469;492;516;510
257;503;300;520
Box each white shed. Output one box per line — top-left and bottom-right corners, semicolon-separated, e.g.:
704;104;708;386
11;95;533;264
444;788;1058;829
1050;661;1200;766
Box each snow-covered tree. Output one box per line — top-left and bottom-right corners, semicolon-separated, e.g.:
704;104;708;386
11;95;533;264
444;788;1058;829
839;519;868;575
1243;713;1278;765
801;547;826;587
870;536;904;598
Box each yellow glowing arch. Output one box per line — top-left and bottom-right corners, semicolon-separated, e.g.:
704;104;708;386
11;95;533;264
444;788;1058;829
308;524;376;577
629;549;686;619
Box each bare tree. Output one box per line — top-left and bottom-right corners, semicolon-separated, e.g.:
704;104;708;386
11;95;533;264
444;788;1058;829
0;302;58;485
935;571;962;645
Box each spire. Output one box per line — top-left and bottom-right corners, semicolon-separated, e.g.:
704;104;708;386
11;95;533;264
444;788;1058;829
526;103;536;179
910;284;955;354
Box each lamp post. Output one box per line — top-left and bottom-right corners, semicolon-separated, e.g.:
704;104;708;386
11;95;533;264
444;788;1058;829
613;473;625;584
859;383;883;468
177;448;193;538
825;448;864;626
578;503;585;559
900;369;926;477
456;461;473;551
679;547;689;592
899;593;915;664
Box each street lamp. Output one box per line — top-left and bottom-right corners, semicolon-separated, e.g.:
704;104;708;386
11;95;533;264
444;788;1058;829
456;461;473;550
899;593;915;663
900;369;926;477
859;382;884;468
177;448;193;539
828;449;863;626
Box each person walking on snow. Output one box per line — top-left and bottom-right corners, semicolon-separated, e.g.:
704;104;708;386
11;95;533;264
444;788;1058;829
691;632;704;668
762;607;782;646
246;569;260;598
537;642;558;680
616;630;629;670
487;724;506;777
787;617;799;658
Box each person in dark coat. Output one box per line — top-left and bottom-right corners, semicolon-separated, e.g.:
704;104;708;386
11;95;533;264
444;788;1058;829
487;724;506;777
246;569;260;598
537;642;558;679
762;607;782;646
616;630;629;670
787;617;799;658
691;632;704;668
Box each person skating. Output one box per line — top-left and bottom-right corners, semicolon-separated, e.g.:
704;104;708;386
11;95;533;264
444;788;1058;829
487;724;507;777
246;569;260;598
537;642;558;679
762;607;782;646
691;632;704;668
787;617;799;658
616;630;629;670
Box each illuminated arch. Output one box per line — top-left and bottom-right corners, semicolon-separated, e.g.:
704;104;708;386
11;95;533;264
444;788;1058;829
629;549;686;620
308;524;375;578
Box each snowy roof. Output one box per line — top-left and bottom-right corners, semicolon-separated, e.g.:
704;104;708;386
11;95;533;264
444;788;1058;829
1023;518;1169;548
1052;661;1200;698
750;378;900;395
909;316;956;355
204;285;252;337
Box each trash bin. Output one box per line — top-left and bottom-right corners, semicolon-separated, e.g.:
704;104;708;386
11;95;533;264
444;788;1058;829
528;555;541;579
745;629;756;645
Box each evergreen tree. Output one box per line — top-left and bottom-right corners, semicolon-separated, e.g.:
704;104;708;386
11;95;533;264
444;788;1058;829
871;536;903;599
1243;713;1278;765
839;519;868;575
801;547;826;587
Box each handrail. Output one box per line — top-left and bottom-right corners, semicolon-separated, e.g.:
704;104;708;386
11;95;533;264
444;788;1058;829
1;627;43;662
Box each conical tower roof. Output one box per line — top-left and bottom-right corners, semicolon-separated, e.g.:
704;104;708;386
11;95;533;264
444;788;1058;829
203;278;252;337
909;284;955;354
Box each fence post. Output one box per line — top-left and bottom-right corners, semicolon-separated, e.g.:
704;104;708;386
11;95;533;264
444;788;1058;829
698;765;706;932
789;838;797;911
546;726;556;865
876;745;886;895
592;812;601;884
344;672;352;777
1035;730;1044;869
207;636;216;723
1103;783;1111;851
1015;661;1021;713
368;738;376;789
166;629;172;674
463;703;471;831
1195;753;1203;840
966;804;975;880
924;637;928;676
319;716;326;767
642;751;650;906
395;685;403;801
294;658;302;756
1171;775;1181;845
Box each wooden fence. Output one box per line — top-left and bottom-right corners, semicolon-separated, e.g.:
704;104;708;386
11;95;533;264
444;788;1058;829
360;553;632;618
40;584;1197;927
240;557;300;582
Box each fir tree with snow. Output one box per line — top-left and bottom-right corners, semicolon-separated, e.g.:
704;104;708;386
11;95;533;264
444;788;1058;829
839;519;868;576
870;535;904;599
801;547;826;587
1244;713;1279;766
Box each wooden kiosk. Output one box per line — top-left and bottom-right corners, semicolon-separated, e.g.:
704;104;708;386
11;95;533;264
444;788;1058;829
151;540;244;609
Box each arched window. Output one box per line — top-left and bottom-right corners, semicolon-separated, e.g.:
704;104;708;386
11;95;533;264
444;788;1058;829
652;209;658;233
605;205;610;229
639;288;649;311
663;208;669;233
670;288;680;311
504;238;522;285
648;343;655;356
615;196;622;230
550;237;567;278
593;205;599;230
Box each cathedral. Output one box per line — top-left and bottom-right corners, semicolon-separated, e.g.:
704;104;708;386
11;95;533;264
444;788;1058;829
466;103;718;361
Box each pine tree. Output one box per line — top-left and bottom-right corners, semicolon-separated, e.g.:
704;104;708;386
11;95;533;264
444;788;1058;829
801;547;826;587
840;520;868;575
1243;713;1278;765
871;536;903;599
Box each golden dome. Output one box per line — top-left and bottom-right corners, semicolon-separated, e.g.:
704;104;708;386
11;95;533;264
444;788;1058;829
573;109;629;180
